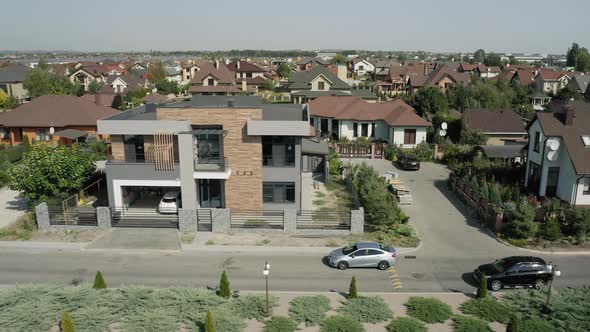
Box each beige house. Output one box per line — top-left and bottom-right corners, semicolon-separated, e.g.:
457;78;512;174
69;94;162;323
0;64;29;102
535;69;573;95
462;109;527;146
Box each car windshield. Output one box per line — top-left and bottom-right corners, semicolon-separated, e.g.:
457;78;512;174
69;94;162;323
342;245;357;255
405;155;417;161
492;258;512;273
379;244;392;252
162;198;177;203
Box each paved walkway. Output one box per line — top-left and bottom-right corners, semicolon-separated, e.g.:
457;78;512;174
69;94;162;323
85;228;181;251
0;189;29;229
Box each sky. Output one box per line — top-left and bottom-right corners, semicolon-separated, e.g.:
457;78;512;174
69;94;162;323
0;0;588;54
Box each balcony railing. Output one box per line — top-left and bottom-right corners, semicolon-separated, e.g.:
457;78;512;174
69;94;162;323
195;157;228;172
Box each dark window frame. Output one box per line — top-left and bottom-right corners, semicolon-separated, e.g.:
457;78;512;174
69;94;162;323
353;123;359;137
533;131;541;152
262;136;296;167
317;81;325;90
263;182;296;203
404;129;417;145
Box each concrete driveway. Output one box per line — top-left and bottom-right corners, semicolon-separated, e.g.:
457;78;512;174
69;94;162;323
0;189;29;229
86;228;181;251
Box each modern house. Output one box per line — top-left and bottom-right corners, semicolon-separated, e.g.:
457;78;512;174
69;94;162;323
97;95;321;212
461;109;527;145
0;95;118;145
0;64;29;102
308;96;430;147
524;100;590;205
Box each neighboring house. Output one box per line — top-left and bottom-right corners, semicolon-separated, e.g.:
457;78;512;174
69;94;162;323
524;100;590;205
188;61;256;96
373;60;399;80
535;69;573;95
474;144;526;164
165;67;182;84
104;74;152;94
295;57;329;71
0;95;118;145
511;68;537;88
567;75;590;94
476;66;501;78
226;60;267;79
288;66;376;104
461;109;527;145
407;65;470;94
180;59;210;85
351;58;375;76
0;64;29;102
308;96;430;147
69;65;108;91
97;95;319;212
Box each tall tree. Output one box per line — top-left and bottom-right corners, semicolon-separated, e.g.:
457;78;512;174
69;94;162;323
566;42;590;71
473;49;486;63
276;63;291;78
411;87;449;116
484;54;502;67
566;43;580;67
330;54;348;65
88;81;104;94
23;66;78;98
147;61;167;84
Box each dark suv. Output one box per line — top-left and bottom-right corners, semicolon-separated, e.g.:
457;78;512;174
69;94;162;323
398;154;420;170
473;256;553;291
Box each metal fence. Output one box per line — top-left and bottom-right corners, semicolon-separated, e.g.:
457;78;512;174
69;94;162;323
48;206;98;226
110;207;179;228
296;210;351;230
230;210;284;229
197;209;213;232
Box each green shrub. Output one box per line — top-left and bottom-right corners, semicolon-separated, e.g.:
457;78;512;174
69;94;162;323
320;315;364;332
93;271;107;289
289;295;330;326
386;316;426;332
405;297;452;323
219;271;231;299
0;144;26;163
356;136;369;146
205;311;215;332
541;217;562;241
476;273;488;299
349;276;358;299
230;295;277;321
459;297;513;324
264;316;297;332
338;296;393;323
506;220;539;239
207;307;246;332
452;314;491;332
506;314;520;332
412;142;433;161
60;311;75;332
520;318;552;332
329;148;343;176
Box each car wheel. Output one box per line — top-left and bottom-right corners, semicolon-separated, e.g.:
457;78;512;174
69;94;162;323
489;279;503;291
534;279;546;289
378;261;389;270
337;261;349;270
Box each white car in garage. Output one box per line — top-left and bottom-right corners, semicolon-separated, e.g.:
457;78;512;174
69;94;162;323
158;191;181;214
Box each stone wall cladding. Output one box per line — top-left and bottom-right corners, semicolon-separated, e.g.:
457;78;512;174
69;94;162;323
178;208;197;232
158;108;264;210
110;135;125;160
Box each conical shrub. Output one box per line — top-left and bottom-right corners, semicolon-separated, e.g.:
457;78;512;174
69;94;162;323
60;311;75;332
93;271;107;289
348;276;358;299
476;273;488;299
219;270;231;299
205;311;215;332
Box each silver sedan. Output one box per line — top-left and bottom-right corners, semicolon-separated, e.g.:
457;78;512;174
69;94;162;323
328;242;397;270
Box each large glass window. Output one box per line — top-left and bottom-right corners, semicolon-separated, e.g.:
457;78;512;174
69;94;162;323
263;182;295;203
262;136;295;167
533;132;541;152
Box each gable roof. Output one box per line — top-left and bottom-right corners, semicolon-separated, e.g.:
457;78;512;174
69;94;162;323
0;64;29;83
226;60;266;73
424;65;470;86
512;69;536;86
537;69;573;81
533;100;590;174
570;75;590;93
296;57;329;66
0;95;119;127
191;63;234;84
462;109;526;134
309;96;430;127
289;66;350;90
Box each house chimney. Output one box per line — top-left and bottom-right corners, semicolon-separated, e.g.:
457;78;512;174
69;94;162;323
337;65;347;81
215;60;219;69
94;93;101;106
237;61;240;70
227;99;235;108
241;80;247;92
565;105;575;126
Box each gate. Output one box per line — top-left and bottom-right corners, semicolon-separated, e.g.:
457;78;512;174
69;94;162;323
296;210;351;230
230;210;284;229
48;206;98;226
197;209;213;232
111;207;179;228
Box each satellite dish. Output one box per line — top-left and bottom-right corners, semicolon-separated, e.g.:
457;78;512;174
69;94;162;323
439;129;447;137
546;139;560;151
547;150;559;161
441;122;448;130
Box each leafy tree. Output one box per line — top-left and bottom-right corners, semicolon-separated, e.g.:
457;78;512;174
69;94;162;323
566;43;590;71
261;79;276;91
476;273;488;299
396;52;407;62
0;90;20;109
23;66;78;98
93;271;107;289
219;270;231;299
276;63;291;78
60;311;75;332
147;60;167;84
8;143;98;202
484;53;502;67
489;183;502;207
205;311;215;332
556;86;582;101
459;128;487;145
348;276;358;299
474;49;486;63
330;54;347;65
87;80;104;94
156;80;180;95
411;87;449;116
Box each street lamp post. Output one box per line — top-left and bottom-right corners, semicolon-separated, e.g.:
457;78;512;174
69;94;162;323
545;263;561;310
263;261;270;317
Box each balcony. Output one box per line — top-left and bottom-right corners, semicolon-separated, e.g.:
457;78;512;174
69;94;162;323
194;157;228;172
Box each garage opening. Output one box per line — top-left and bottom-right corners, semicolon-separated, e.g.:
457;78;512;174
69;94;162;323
112;186;181;228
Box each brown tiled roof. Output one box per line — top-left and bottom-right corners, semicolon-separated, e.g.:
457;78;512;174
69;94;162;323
513;69;536;86
191;63;234;84
226;60;266;73
534;100;590;174
424;65;470;86
236;76;267;85
462;109;526;133
188;85;255;94
309;96;430;127
459;63;479;72
537;69;574;81
0;95;119;127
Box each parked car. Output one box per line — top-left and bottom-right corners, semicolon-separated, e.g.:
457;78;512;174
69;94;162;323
473;256;553;291
158;191;181;214
327;242;396;270
398;154;420;170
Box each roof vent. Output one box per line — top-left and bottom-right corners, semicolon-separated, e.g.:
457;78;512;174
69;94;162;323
227;99;235;108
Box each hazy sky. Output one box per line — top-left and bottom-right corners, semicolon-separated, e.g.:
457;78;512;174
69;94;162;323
1;0;588;54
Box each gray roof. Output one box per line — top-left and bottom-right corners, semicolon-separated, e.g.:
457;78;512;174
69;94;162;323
0;64;29;83
351;89;378;99
571;75;590;93
261;104;305;121
54;129;88;139
291;90;352;98
185;95;263;108
296;57;329;66
165;68;180;76
477;144;526;159
103;105;156;121
302;138;329;155
289;66;350;90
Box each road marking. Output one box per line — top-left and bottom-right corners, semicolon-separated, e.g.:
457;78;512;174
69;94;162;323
387;267;403;290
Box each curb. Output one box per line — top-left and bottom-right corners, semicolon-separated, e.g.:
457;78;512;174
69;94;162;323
0;241;86;251
182;244;420;255
488;233;590;255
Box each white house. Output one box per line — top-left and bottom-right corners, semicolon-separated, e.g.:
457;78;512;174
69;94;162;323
352;58;375;77
524;101;590;205
308;96;430;148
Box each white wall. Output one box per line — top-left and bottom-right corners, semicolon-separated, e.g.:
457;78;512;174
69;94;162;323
391;127;427;148
310;75;331;91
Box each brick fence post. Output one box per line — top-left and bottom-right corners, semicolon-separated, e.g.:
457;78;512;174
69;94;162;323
178;208;197;232
35;202;50;230
96;206;112;230
212;208;230;233
283;209;297;233
350;207;364;234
